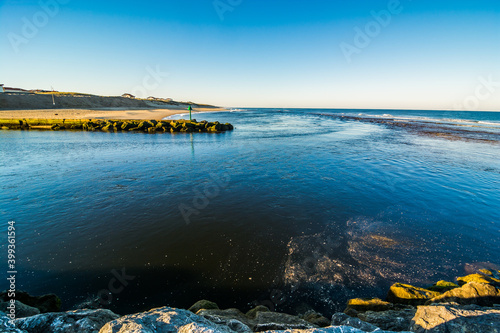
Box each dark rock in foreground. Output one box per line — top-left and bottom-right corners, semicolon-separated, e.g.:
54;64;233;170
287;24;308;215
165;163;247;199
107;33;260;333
0;314;26;333
0;291;61;314
99;307;240;333
5;264;500;332
357;309;416;332
0;301;40;318
15;309;119;333
99;306;408;333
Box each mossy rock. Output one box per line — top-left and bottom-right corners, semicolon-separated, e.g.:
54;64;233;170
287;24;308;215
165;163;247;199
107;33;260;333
457;274;500;285
246;305;270;319
51;124;61;130
387;283;441;305
121;122;136;130
137;121;153;130
302;312;330;327
207;126;218;132
427;280;459;292
426;281;500;306
156;122;168;129
188;300;219;314
345;298;393;312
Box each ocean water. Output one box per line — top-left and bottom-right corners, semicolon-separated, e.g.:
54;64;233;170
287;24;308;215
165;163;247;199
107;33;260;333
1;109;499;315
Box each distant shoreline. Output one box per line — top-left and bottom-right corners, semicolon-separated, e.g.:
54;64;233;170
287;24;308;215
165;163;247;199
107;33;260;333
0;92;227;120
0;107;228;121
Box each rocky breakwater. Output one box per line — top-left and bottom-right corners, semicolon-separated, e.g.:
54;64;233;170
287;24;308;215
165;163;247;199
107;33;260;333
0;118;234;133
1;267;499;332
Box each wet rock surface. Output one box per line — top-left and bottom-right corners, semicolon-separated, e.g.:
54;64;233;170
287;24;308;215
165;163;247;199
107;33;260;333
15;309;119;333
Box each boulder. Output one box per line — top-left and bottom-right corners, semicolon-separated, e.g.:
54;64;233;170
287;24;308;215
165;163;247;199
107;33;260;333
199;307;318;332
198;308;250;329
0;313;26;333
137;121;153;130
246;305;270;319
457;274;500;285
426;281;459;293
337;316;380;332
188;300;219;314
261;328;409;333
387;283;441;305
121;122;136;130
410;304;500;333
0;300;40;318
302;312;331;327
15;309;119;333
0;291;61;313
113;121;124;130
99;306;237;333
426;281;500;306
253;311;317;331
101;124;113;131
331;312;351;325
478;269;500;278
198;309;252;333
357;309;416;332
345;298;393;312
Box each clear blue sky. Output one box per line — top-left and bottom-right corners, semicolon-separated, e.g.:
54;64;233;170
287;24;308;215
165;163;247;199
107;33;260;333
1;0;499;110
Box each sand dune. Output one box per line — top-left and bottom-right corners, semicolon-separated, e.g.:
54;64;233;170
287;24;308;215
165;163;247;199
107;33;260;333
0;93;226;120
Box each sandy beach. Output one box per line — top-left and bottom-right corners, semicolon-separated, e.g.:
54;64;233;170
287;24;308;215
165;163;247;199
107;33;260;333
0;107;228;121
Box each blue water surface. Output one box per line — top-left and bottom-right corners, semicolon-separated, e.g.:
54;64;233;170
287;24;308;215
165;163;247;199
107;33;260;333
0;108;499;314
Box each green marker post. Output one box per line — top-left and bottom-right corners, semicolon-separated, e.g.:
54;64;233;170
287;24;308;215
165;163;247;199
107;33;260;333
188;105;192;121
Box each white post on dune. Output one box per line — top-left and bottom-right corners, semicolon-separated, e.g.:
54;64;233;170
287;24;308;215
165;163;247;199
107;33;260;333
51;86;55;106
